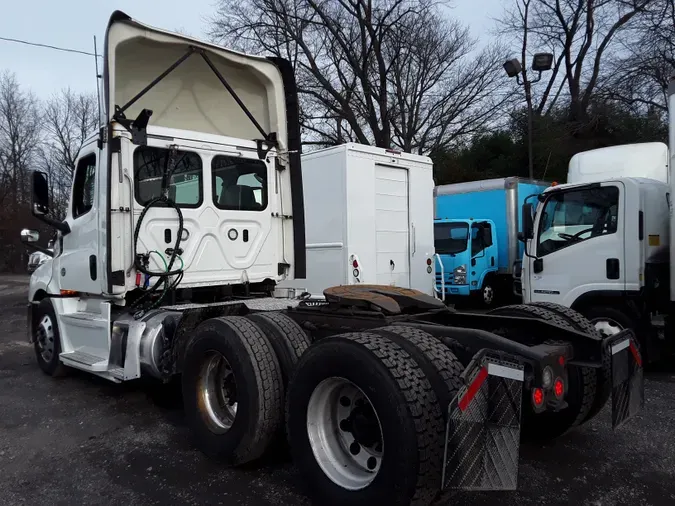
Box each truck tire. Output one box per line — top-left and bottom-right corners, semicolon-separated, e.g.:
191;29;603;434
489;304;595;441
34;299;68;377
372;325;464;419
286;332;444;506
246;312;311;387
479;277;497;307
528;302;611;424
182;316;283;465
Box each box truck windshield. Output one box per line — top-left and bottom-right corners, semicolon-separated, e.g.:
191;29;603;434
434;222;469;254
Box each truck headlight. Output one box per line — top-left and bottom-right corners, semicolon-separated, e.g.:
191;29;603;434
453;264;466;284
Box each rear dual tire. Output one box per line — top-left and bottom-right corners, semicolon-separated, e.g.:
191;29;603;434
489;304;600;441
287;329;463;506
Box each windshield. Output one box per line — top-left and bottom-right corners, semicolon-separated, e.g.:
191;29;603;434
434;222;469;254
537;186;619;256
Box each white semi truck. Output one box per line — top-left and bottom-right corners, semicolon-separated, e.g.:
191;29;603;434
519;137;671;362
20;11;644;506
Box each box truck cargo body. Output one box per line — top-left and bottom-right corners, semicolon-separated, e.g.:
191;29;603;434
434;177;549;305
281;143;435;296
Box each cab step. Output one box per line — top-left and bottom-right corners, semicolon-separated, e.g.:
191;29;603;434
59;350;108;371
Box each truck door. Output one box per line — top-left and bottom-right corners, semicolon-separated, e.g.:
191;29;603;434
374;164;410;287
57;147;104;294
526;183;624;304
470;221;496;287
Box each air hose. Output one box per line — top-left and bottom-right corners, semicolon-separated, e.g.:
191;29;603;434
131;147;186;317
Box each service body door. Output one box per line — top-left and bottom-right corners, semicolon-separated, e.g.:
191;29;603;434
374;164;410;287
526;182;624;305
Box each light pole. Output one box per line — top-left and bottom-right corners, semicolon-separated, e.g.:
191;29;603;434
503;53;554;180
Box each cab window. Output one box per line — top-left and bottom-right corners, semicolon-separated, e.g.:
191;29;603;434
537;186;619;256
72;154;97;218
471;222;493;256
134;146;203;207
212;156;267;211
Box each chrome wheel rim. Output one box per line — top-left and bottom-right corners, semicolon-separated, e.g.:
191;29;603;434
197;351;238;433
306;377;384;490
591;318;624;337
36;315;55;362
483;285;494;305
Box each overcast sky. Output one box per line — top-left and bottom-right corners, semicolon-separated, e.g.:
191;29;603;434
0;0;504;99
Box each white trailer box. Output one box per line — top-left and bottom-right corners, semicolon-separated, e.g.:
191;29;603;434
281;143;435;296
567;142;669;184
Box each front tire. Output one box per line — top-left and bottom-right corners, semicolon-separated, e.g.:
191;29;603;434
181;316;283;465
479;278;496;307
34;299;68;377
287;332;445;506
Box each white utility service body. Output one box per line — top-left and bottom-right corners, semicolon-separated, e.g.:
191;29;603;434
281;144;435;296
522;141;670;358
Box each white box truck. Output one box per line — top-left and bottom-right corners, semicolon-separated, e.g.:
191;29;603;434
281;143;436;296
519;141;671;362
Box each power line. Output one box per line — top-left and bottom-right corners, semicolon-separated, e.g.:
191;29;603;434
0;35;101;57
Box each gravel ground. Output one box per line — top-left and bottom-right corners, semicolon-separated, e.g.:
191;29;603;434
1;274;674;506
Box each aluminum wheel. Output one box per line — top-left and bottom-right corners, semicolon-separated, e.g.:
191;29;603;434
36;315;55;362
197;351;238;434
306;377;384;490
591;318;624;337
483;284;494;305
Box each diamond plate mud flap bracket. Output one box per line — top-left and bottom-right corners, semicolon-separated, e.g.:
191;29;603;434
442;354;524;491
609;332;644;429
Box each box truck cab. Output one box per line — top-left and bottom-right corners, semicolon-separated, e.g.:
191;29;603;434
434;177;549;306
521;142;670;361
433;218;497;302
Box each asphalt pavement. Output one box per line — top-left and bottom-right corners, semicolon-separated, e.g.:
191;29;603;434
1;274;674;506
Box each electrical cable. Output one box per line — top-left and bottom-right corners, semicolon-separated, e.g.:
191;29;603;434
131;147;186;317
0;35;101;57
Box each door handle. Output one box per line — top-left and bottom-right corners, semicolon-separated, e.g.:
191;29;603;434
390;259;395;270
606;258;620;279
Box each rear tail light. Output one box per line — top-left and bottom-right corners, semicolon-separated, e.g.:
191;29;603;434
353;268;360;278
532;387;544;408
554;378;564;398
352;259;359;268
558;355;565;366
426;258;432;266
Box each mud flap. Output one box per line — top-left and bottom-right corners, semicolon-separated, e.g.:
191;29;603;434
442;355;524;491
610;333;644;429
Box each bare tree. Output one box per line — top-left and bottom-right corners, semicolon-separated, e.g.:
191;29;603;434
39;89;98;218
599;0;674;115
500;0;655;122
0;71;42;270
210;0;512;153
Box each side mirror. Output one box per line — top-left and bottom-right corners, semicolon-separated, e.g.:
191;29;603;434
20;229;40;243
32;171;50;216
522;203;534;240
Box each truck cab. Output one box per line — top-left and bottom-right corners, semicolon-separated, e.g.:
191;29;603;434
434;218;497;304
521;142;670;360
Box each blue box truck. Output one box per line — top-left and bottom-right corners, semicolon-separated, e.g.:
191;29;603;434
434;177;549;306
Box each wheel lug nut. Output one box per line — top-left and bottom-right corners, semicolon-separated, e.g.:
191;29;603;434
349;442;360;455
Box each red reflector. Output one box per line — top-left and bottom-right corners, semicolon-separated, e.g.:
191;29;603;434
352;259;359;268
554;378;564;398
458;366;488;411
629;341;642;367
135;272;142;286
532;387;544;407
558;355;565;366
426;258;432;266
